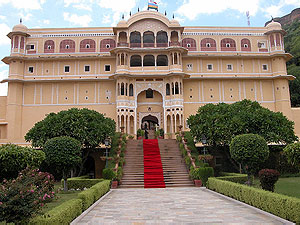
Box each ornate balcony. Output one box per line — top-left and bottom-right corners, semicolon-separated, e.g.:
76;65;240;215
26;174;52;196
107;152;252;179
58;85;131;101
117;42;129;47
169;41;181;47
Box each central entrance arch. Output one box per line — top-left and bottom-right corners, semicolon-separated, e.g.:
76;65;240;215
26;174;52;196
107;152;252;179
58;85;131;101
142;114;159;130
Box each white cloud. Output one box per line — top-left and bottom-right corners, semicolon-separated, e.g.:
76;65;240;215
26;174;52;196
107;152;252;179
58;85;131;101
63;12;92;27
74;3;92;11
0;15;6;20
265;0;300;18
176;0;261;20
102;14;111;24
0;0;46;10
19;13;33;22
0;64;8;96
43;19;50;24
64;0;93;11
0;83;8;96
0;23;11;46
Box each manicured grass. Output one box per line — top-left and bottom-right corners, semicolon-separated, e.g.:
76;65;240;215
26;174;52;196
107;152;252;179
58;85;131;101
42;182;82;213
254;177;300;199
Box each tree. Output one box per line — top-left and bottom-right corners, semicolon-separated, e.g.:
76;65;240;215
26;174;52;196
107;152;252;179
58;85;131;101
283;142;300;170
188;100;297;147
0;144;45;181
43;136;81;191
25;108;116;175
230;134;269;185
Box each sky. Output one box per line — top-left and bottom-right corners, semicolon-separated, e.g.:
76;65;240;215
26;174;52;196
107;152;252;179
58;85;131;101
0;0;299;96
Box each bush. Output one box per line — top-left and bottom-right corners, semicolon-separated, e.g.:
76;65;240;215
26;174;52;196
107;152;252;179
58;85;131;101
218;172;248;184
258;169;280;192
78;180;110;210
284;142;300;170
230;134;269;184
102;168;115;180
0;144;45;181
0;168;55;224
29;198;83;225
207;177;300;223
189;167;214;186
62;177;104;190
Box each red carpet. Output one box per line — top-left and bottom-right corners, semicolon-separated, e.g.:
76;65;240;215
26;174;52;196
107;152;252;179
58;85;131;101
143;139;166;188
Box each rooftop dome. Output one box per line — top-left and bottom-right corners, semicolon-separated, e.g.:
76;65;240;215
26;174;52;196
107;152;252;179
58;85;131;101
266;20;282;31
12;23;28;33
170;19;180;26
117;19;127;27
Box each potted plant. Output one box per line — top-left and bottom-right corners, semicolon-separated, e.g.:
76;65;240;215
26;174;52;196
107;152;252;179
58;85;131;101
190;167;202;187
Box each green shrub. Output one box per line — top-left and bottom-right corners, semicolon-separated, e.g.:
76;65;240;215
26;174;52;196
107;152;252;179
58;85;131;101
258;169;280;192
78;180;110;210
207;177;300;223
184;156;191;168
0;144;45;180
159;128;164;137
29;198;82;225
102;168;115;180
190;167;214;186
218;172;248;184
62;177;104;190
284;142;300;170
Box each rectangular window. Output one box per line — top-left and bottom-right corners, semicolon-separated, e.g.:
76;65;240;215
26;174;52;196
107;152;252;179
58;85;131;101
207;64;213;70
227;64;233;71
84;65;90;72
28;66;34;73
187;64;193;71
258;41;266;48
262;64;268;71
64;66;70;73
146;89;153;98
30;44;35;50
105;65;111;72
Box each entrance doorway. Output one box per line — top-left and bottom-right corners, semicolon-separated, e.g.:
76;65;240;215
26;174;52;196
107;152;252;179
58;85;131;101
142;115;159;130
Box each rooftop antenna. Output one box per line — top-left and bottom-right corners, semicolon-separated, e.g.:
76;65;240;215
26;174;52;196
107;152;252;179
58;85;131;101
122;14;124;19
165;11;167;16
20;18;22;24
138;7;140;12
172;14;175;19
246;11;250;27
130;11;131;16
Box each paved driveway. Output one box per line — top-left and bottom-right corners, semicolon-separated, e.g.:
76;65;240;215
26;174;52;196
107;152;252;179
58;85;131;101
72;187;293;224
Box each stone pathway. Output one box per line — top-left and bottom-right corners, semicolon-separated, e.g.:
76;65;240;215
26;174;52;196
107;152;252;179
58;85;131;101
72;188;293;225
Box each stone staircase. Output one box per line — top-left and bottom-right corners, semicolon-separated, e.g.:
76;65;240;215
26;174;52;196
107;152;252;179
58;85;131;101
119;139;194;188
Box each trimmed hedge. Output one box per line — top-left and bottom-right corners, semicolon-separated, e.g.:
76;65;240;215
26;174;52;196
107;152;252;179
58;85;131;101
62;177;104;190
218;172;248;184
207;177;300;223
29;198;83;225
78;180;110;210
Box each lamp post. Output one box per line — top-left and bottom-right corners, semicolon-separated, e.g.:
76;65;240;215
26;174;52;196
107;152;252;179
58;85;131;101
201;134;208;163
104;137;110;168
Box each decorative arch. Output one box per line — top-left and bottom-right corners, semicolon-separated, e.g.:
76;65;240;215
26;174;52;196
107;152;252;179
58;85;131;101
157;31;168;47
200;38;216;51
100;39;115;52
80;39;96;52
60;39;75;53
143;55;155;66
166;83;170;95
130;55;142;67
241;38;251;51
143;31;155;47
157;55;168;66
44;40;54;53
182;38;196;51
129;84;134;96
14;36;19;48
220;38;236;51
130;31;141;48
276;33;281;46
20;37;25;49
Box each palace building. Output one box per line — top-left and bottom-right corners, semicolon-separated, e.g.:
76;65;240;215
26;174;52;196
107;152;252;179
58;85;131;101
1;10;300;144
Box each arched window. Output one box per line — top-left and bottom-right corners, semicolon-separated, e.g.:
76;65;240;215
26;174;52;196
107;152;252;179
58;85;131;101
241;38;251;51
129;84;134;96
20;37;25;49
118;31;127;45
121;83;125;95
182;38;196;51
157;31;168;47
200;38;217;51
80;39;96;52
100;39;115;52
175;82;179;94
125;83;128;96
143;31;155;47
14;36;19;48
170;31;179;43
60;39;75;53
118;83;120;96
174;53;178;64
276;34;281;46
143;55;155;66
130;31;141;48
157;55;168;66
166;83;170;96
130;55;142;67
121;53;125;65
44;40;55;53
220;38;236;51
172;82;174;95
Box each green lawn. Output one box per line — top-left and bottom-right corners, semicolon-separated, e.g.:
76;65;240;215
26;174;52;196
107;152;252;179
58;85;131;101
42;182;82;213
254;177;300;199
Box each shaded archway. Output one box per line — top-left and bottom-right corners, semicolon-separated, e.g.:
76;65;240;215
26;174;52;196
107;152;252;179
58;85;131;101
142;115;159;130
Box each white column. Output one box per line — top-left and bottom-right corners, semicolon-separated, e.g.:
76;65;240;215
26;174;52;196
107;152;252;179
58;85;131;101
118;114;121;132
179;113;182;126
171;113;174;134
127;114;130;134
174;113;177;133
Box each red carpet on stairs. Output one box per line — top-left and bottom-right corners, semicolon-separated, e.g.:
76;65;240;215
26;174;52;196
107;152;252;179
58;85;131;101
143;139;166;188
